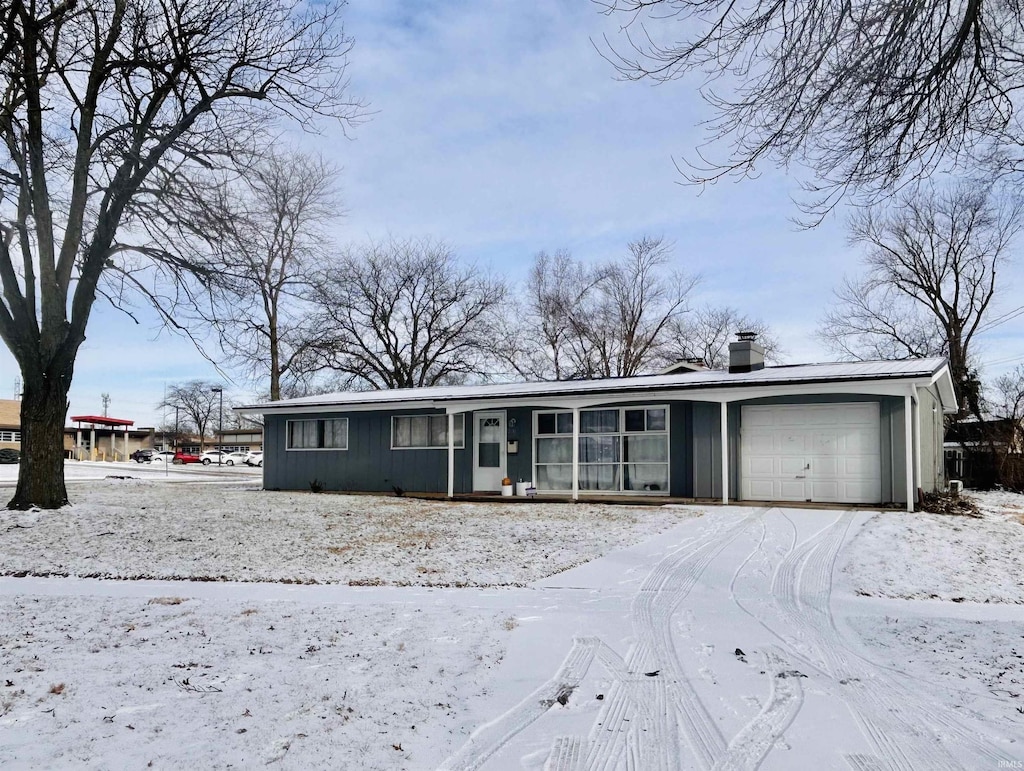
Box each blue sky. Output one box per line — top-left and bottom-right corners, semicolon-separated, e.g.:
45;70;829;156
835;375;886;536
2;0;1023;426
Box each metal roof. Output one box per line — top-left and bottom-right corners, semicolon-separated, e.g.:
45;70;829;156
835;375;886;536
69;414;135;427
237;357;955;413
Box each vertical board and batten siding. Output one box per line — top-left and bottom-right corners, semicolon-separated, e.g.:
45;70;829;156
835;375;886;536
691;402;723;499
917;385;946;493
503;406;534;486
263;409;472;494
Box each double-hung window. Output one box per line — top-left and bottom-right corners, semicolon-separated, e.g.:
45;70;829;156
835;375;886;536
392;414;465;449
287;418;348;450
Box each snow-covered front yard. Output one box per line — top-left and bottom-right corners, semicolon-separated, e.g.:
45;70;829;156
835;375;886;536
1;465;1022;768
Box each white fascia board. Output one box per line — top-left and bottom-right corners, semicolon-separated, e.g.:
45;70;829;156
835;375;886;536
678;379;929;403
927;363;959;413
235;400;442;416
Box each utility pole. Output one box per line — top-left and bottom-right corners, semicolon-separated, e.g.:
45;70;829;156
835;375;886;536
210;387;224;466
101;393;110;417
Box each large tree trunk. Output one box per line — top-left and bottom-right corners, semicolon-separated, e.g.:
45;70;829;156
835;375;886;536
8;363;73;510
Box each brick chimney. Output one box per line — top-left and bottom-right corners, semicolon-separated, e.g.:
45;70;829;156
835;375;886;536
728;331;765;373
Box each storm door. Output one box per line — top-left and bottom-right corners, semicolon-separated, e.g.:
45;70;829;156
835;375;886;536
472;411;506;491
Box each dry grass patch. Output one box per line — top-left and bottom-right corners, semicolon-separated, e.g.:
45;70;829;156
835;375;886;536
147;597;186;606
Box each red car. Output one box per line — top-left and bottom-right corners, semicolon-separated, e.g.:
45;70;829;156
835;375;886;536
172;450;201;464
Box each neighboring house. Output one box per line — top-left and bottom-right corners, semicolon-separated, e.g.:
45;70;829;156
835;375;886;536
0;399;21;450
237;337;956;511
213;427;263;453
944;413;1024;488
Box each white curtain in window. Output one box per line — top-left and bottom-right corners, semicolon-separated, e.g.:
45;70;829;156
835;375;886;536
323;419;347;449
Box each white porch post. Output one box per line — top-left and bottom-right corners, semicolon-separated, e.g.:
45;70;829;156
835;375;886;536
76;428;82;461
571;406;580;501
123;428;129;462
904;394;915;512
447;412;455;499
720;401;729;505
913;393;922;500
89;427;96;461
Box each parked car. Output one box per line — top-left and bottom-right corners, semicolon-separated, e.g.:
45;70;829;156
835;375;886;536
224;451;249;466
130;449;153;463
150;451;176;463
245;450;263;467
200;450;229;465
172;450;201;464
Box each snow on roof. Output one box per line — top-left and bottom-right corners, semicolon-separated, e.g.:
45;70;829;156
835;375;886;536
238;357;953;413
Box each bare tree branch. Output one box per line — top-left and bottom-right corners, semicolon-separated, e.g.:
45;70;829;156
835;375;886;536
598;0;1024;217
818;181;1023;415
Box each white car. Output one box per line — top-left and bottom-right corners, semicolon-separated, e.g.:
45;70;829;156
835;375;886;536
200;450;228;465
245;450;263;467
150;451;176;463
224;451;249;466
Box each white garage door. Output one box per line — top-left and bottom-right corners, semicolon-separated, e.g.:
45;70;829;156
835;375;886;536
740;403;882;504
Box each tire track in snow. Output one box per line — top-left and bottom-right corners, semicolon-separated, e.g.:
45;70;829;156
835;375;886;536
585;510;764;771
711;648;803;771
763;511;1014;768
544;735;585;771
439;637;599;771
771;514;959;769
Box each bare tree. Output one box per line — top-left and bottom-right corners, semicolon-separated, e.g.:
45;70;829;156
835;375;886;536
501;239;697;379
819;183;1024;415
498;250;604;381
0;1;361;509
306;239;507;389
215;150;340;400
575;237;698;378
599;0;1024;214
665;306;782;369
988;367;1024;490
159;382;223;452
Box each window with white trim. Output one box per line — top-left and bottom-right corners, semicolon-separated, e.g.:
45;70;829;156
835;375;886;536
392;414;465;449
534;406;669;493
534;410;574;491
286;418;348;450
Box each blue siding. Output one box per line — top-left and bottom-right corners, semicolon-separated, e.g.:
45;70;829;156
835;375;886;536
691;402;721;498
264;409;471;494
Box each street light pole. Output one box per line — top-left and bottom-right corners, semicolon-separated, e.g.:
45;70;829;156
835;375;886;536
211;387;224;466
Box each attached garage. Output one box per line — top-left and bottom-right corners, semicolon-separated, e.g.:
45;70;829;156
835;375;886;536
740;403;882;504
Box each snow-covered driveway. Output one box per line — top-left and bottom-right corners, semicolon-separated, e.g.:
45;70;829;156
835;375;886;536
441;506;1024;769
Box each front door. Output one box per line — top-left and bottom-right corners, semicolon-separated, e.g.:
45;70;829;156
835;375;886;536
473;411;506;491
